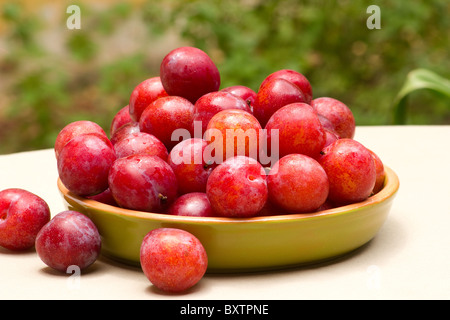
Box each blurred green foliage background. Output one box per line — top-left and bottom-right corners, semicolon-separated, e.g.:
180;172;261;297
0;0;449;154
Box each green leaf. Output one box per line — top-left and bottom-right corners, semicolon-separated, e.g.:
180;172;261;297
392;69;450;124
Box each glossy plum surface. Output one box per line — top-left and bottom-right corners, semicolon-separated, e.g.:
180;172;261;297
110;105;133;138
311;97;355;139
167;192;214;217
206;156;268;217
139;96;194;150
140;228;208;292
267;154;329;213
167;138;215;194
253;78;307;127
265;102;326;159
221;85;257;109
205;109;262;163
259;69;313;104
57;133;116;197
160;46;220;104
54;120;108;160
192;91;252;136
129;77;168;122
114;131;168;161
35;210;101;272
0;188;51;251
318;139;376;204
108;154;178;212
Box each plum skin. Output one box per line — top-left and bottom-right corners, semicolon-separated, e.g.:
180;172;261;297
265;102;326;159
140;228;208;293
311;97;355;139
206;156;268;218
167;192;214;217
204;109;262;163
259;69;313;104
35;210;101;272
110;105;132;138
253;78;307;127
114;131;168;161
267;154;329;213
167;138;215;195
54;120;108;160
57;133;117;197
318;139;376;205
108;154;178;213
221;85;257;108
160;46;220;104
192;91;252;136
129;76;168;122
139;96;195;151
0;188;51;251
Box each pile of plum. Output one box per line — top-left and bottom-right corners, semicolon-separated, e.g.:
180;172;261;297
57;46;385;218
1;47;386;293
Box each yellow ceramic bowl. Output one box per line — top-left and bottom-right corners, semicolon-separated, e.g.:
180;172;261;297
57;166;399;273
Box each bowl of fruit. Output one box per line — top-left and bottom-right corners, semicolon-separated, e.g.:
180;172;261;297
56;47;399;272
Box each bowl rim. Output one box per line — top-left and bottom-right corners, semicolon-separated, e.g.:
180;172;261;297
57;165;399;225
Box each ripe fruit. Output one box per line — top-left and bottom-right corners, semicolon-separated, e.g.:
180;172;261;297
108;154;178;212
167;192;214;217
206;156;268;218
114;131;168;161
369;149;386;194
267;154;329;213
139;96;194;150
192;90;252;136
253;77;307;127
318;139;376;204
54;120;108;160
167;138;215;194
221;85;257;109
129;77;168;122
160;46;220;104
35;210;101;272
311;97;355;139
259;69;313;104
87;188;118;207
204;109;262;162
140;228;208;293
265;102;326;159
0;188;51;251
110;122;140;145
110;105;133;138
57;133;116;197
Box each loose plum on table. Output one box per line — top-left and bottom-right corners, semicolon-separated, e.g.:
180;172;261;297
0;188;51;251
35;210;101;272
140;228;208;293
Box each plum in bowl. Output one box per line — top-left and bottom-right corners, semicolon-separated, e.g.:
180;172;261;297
57;166;399;273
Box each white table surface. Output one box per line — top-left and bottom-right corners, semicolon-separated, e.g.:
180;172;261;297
1;125;449;300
